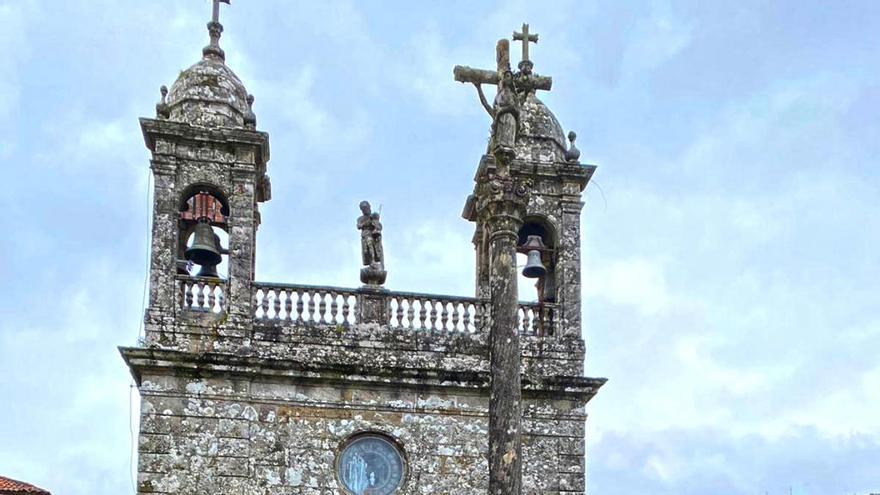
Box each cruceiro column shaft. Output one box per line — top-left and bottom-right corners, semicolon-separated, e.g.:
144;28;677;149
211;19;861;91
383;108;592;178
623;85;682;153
481;178;527;495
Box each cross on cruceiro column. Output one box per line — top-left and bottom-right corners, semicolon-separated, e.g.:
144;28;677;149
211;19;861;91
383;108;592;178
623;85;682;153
453;23;552;92
513;23;539;64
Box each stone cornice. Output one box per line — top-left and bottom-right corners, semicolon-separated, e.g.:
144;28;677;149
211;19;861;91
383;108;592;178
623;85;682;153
120;346;605;403
139;117;270;165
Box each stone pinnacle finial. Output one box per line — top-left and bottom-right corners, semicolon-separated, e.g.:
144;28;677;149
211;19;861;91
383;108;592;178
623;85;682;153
156;85;170;119
203;0;231;61
244;94;257;128
565;131;581;162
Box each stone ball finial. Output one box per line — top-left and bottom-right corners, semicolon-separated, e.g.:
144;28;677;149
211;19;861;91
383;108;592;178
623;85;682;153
244;94;257;128
156;85;170;119
565;130;581;162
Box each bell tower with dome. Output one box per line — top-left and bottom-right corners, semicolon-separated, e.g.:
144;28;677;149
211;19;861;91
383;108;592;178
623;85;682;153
140;0;270;347
122;6;603;495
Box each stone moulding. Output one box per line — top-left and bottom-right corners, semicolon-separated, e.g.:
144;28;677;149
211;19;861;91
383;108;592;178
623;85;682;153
119;346;606;402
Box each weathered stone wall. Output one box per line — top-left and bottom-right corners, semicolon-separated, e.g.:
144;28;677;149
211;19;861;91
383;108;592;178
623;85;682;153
124;317;600;495
134;368;588;495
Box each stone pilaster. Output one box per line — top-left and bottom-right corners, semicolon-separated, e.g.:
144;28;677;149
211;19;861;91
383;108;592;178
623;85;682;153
226;163;257;333
143;146;179;343
558;197;584;339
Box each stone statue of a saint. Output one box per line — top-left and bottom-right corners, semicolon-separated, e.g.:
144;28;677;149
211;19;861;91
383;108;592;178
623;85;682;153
357;201;387;285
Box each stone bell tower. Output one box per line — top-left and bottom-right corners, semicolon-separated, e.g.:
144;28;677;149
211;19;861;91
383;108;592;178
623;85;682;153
141;0;270;347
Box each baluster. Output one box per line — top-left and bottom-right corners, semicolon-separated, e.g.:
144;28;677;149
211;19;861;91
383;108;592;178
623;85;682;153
260;289;270;319
404;299;414;329
282;290;292;321
318;291;328;323
195;282;206;309
439;302;449;331
342;294;352;324
329;291;340;324
450;303;460;332
295;291;305;322
463;303;473;332
395;298;405;328
428;300;438;330
182;281;192;310
217;288;225;313
307;292;316;322
272;289;281;320
206;283;216;312
530;307;537;335
417;300;427;330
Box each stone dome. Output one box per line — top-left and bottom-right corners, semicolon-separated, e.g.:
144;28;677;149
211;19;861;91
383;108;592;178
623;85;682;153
166;56;250;128
515;93;568;163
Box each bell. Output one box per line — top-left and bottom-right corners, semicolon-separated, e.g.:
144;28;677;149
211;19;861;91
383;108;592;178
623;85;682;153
195;263;220;278
185;221;222;266
522;249;546;278
520;234;547;279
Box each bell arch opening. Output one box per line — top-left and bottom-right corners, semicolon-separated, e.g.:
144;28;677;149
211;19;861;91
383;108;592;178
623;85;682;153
177;187;230;279
516;217;558;303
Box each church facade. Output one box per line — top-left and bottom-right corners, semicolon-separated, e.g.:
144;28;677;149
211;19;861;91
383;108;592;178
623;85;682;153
121;5;604;495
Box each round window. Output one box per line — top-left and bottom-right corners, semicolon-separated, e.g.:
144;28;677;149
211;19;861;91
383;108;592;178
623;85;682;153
336;434;406;495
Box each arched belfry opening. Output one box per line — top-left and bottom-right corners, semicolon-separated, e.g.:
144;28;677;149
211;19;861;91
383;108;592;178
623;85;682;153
516;217;557;304
178;189;230;279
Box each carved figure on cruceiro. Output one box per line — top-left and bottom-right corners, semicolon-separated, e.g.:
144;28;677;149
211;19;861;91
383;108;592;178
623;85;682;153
471;39;520;160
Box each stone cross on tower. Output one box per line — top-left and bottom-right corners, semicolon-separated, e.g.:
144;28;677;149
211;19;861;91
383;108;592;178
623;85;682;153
212;0;230;24
204;0;231;60
512;23;539;65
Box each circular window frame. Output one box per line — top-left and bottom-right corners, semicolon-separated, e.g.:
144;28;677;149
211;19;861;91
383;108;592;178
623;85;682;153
334;432;408;495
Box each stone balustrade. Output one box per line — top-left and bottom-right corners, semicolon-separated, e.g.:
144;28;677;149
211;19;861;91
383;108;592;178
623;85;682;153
177;276;227;313
517;302;557;337
386;290;488;333
252;283;358;325
175;278;558;336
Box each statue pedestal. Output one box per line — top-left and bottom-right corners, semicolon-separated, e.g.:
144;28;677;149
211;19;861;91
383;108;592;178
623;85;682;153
359;262;387;286
357;284;389;324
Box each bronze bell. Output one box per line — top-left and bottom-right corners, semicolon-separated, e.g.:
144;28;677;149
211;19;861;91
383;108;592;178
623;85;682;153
195;263;220;278
185;221;222;267
521;235;547;279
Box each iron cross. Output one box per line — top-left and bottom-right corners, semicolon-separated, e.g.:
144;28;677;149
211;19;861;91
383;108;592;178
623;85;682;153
512;23;539;63
212;0;230;24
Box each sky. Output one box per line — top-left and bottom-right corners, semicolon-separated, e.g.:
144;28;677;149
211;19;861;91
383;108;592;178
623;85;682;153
0;1;878;494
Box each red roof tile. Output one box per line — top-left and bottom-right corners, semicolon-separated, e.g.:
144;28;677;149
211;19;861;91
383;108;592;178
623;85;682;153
0;476;50;495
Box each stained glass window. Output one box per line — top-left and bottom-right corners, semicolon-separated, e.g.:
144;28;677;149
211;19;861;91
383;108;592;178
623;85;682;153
337;434;405;495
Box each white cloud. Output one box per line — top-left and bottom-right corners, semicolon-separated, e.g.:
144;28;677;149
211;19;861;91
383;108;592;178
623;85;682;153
585;257;675;315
